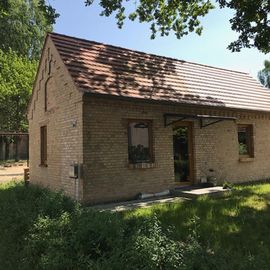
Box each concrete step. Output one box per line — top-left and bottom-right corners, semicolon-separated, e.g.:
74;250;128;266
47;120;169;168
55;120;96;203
171;186;231;199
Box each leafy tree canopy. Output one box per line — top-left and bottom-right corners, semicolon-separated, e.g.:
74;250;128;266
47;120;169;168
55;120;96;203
0;49;37;131
258;60;270;88
0;0;59;59
85;0;270;53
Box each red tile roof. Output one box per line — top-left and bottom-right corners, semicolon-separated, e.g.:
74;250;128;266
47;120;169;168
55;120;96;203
50;32;270;112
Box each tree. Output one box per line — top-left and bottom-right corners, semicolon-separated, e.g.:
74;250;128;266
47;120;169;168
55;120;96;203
0;49;37;132
85;0;270;53
0;0;59;130
258;60;270;88
0;0;59;59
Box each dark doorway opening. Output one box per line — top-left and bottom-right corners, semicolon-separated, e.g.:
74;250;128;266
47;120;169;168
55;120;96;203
173;122;193;183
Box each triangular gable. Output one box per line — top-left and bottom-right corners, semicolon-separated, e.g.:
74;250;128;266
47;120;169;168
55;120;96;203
27;33;80;120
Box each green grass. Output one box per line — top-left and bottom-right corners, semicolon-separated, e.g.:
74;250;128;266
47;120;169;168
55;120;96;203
124;182;270;268
1;181;270;269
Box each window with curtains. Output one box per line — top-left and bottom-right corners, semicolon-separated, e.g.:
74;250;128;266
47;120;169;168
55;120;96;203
128;120;153;164
238;124;254;157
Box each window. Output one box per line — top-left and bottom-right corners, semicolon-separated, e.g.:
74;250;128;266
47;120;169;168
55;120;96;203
40;126;47;166
128;120;153;164
238;124;254;157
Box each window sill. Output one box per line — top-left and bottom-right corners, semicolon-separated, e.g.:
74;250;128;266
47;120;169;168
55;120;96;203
239;157;254;163
128;162;155;169
39;164;48;167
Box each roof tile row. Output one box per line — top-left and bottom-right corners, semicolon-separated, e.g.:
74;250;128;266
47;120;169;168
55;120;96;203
49;32;270;112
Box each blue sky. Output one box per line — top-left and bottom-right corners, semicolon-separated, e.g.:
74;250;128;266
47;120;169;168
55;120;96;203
50;0;269;80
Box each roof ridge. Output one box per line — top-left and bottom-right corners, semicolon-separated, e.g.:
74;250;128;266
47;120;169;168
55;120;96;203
49;32;249;76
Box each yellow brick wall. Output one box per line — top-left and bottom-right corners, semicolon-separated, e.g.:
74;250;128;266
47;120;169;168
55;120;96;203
83;96;175;203
83;96;270;203
28;38;84;200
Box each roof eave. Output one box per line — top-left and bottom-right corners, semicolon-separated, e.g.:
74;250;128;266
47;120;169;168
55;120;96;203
81;89;270;115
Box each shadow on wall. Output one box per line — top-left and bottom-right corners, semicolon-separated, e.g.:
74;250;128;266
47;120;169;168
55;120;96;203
57;37;225;107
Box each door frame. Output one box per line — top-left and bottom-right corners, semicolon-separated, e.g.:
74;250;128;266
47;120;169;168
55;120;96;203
172;121;195;185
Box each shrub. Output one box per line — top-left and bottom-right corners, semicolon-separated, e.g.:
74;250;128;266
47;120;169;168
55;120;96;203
0;182;78;270
2;182;249;270
223;181;234;190
126;215;184;269
22;210;208;270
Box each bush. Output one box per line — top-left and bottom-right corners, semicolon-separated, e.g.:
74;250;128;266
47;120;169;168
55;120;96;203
22;212;184;269
129;215;183;269
223;181;234;190
1;182;248;270
0;182;78;270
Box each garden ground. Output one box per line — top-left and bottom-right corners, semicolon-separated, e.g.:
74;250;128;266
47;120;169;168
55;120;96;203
0;160;27;183
0;180;270;269
125;182;270;266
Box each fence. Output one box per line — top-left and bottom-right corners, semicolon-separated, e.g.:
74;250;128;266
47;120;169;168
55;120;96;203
0;132;29;164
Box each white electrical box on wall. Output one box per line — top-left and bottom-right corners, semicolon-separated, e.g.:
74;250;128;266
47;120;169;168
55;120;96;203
69;164;79;179
200;176;207;183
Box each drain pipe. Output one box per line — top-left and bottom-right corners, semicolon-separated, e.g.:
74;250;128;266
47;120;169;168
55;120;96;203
70;163;80;201
70;117;82;202
138;189;170;200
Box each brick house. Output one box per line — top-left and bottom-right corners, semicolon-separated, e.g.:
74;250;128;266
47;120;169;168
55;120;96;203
27;33;270;204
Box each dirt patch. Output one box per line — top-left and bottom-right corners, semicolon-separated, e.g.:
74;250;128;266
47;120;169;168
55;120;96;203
0;161;27;183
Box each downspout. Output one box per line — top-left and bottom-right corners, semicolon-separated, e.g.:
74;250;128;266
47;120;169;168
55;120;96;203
75;164;81;201
70;118;81;201
74;95;84;202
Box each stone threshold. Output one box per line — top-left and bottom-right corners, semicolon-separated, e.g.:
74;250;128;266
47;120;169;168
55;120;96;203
91;186;231;212
172;186;231;198
91;196;188;212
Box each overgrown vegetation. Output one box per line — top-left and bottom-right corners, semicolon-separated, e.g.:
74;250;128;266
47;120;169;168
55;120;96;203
126;182;270;269
0;0;59;132
0;0;59;59
0;49;37;131
0;182;203;270
85;0;270;53
258;59;270;89
1;181;270;269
